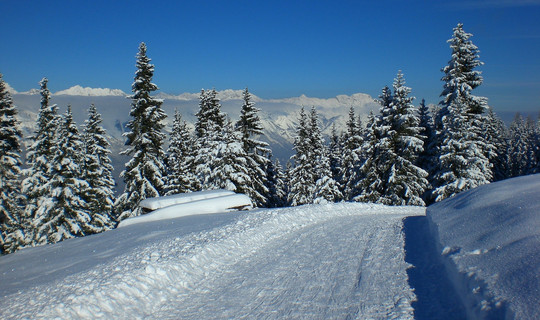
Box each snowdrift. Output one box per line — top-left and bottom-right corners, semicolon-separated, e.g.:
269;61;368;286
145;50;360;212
119;191;252;228
427;174;540;319
139;189;235;211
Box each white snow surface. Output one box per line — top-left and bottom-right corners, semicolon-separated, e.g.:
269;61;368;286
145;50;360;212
139;189;235;210
427;173;540;319
0;203;423;319
119;193;253;228
54;85;126;96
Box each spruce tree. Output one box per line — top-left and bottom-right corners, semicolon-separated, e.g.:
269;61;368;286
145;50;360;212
340;106;364;200
288;108;315;206
328;123;342;184
309;107;342;203
164;110;197;195
82;104;115;231
22;78;60;244
383;72;428;206
0;74;25;254
433;23;492;201
235;88;270;206
33;106;92;244
507;113;537;177
265;157;287;208
199;120;252;192
484;109;509;181
115;43;167;220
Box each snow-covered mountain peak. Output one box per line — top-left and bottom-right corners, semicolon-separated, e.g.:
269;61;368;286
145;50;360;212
54;85;127;97
5;82;18;94
156;89;262;102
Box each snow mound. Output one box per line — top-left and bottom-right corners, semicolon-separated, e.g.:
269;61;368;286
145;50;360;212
55;85;126;96
427;174;540;319
139;189;235;211
119;192;252;228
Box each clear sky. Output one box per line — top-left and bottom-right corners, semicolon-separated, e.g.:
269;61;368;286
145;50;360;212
1;0;539;112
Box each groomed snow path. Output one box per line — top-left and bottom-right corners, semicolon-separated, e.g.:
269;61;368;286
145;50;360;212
1;203;424;319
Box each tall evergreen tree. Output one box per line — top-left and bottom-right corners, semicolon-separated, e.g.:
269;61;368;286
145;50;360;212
433;23;492;201
357;73;428;206
288;108;315;206
0;74;25;254
22;78;60;244
164;110;197;195
340;106;364;200
328;123;342;183
33;106;93;245
309;107;342;203
417;99;436;179
235;88;270;207
265;157;287;208
483;109;509;181
82;104;115;231
507;113;537;177
115;43;167;220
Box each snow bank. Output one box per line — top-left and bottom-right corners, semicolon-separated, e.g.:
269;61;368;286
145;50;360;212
139;189;235;211
427;174;540;319
119;193;252;228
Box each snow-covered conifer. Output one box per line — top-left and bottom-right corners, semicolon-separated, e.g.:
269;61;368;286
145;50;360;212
115;43;167;220
288;108;315;206
328;124;342;183
235;88;270;207
340;106;364;200
433;24;493;201
0;74;25;254
484;109;509;181
265;157;287;208
165;110;197;195
33;106;93;245
507;113;537;177
357;73;428;206
22;78;60;244
82;104;115;231
309;107;342;203
197;119;252;193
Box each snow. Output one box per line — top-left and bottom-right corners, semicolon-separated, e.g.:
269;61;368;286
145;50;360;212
2;174;538;319
427;173;540;319
54;85;126;97
0;203;423;319
139;189;235;210
119;193;252;228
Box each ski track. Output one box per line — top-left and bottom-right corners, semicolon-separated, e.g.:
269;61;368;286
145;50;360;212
0;203;424;320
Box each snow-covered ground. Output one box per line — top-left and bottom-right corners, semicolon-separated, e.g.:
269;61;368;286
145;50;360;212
427;173;540;319
1;174;539;319
0;203;423;319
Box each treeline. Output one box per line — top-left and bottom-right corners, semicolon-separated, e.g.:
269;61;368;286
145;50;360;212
1;24;539;255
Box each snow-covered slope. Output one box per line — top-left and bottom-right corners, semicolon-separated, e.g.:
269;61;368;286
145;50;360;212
427;173;540;319
0;203;423;319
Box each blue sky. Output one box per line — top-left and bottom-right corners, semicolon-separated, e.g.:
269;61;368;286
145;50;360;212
1;0;539;112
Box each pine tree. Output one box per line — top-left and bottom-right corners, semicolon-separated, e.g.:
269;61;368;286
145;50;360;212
33;106;92;245
357;73;428;206
309;107;342;203
507;113;537;177
0;74;25;254
417;99;436;178
265;157;287;208
288;108;315;206
22;78;60;244
484;109;509;181
235;88;270;206
340;106;364;200
433;23;492;201
164;110;197;195
115;43;167;220
82;104;115;231
382;72;428;206
195;89;226;139
197;119;252;192
328;123;342;183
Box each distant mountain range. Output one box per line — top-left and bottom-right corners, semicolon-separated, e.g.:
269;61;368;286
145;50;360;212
11;85;380;163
